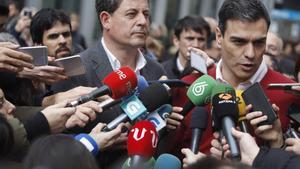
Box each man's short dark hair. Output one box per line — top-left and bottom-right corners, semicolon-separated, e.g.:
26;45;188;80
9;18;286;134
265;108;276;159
95;0;123;30
218;0;270;35
95;0;149;31
30;8;71;44
174;15;211;39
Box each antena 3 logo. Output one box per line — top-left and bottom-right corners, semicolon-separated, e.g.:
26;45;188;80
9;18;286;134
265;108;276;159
192;82;208;96
218;93;235;104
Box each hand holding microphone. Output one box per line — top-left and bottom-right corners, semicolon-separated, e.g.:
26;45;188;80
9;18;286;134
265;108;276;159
211;83;240;161
67;67;138;107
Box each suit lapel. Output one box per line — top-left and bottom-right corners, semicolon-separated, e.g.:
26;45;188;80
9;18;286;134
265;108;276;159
90;40;114;85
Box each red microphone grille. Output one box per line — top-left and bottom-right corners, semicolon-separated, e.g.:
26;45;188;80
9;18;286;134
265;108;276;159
127;121;158;158
102;67;137;99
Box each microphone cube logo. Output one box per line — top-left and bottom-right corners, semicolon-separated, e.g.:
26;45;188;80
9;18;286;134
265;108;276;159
121;95;147;120
192;81;208;96
146;112;166;131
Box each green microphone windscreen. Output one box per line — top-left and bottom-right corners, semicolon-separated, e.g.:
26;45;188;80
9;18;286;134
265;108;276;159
187;75;217;106
210;82;235;100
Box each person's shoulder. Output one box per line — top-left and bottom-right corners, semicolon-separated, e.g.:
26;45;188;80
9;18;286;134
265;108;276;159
162;57;174;66
263;69;295;83
80;40;102;59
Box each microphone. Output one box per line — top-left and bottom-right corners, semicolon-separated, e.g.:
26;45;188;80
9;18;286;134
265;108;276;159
121;157;155;169
154;154;181;169
211;84;241;161
67;67;137;107
127;121;158;168
148;79;190;87
181;75;216;117
98;75;149;111
103;83;171;131
235;90;249;133
146;104;173;131
190;107;208;154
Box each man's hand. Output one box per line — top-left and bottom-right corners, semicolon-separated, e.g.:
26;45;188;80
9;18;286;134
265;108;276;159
18;65;68;84
181;148;205;169
42;86;97;106
65;100;102;128
0;42;33;73
89;123;124;151
188;47;215;68
41;102;76;134
210;129;260;166
245;104;283;148
285;138;300;155
166;107;183;130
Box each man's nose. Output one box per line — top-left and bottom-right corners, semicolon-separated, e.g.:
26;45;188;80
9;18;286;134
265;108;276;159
58;34;67;44
244;43;255;59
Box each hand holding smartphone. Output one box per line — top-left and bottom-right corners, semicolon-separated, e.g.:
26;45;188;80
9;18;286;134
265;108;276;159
54;55;85;77
190;51;207;74
18;46;48;66
242;82;278;126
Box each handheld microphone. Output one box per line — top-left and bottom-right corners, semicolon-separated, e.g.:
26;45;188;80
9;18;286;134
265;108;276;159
154;154;181;169
148;79;190;87
181;75;216;117
67;67;137;107
211;84;240;161
127;121;158;168
146;104;173;131
103;83;171;131
98;75;149;111
235;90;249;133
190;107;208;154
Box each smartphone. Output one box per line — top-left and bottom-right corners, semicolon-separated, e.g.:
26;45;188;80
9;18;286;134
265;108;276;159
18;46;48;66
23;10;32;18
268;83;300;90
190;51;207;74
288;103;300;127
54;55;85;77
242;82;278;126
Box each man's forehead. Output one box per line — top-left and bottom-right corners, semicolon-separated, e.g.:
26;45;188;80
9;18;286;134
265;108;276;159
224;19;268;38
116;0;149;11
45;23;71;34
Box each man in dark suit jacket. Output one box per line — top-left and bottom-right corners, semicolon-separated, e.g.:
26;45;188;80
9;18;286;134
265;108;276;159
48;0;166;168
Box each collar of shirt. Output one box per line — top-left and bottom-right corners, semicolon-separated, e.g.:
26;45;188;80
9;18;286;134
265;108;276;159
101;38;147;75
176;55;185;73
216;59;268;90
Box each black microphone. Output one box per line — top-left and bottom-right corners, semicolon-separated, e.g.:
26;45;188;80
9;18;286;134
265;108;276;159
102;83;171;131
211;84;241;161
190;106;208;154
148;79;190;87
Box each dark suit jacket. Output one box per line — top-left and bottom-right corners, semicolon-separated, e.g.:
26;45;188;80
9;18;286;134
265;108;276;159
55;39;166;169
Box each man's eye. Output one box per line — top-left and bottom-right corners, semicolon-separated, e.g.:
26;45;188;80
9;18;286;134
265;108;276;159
48;34;59;39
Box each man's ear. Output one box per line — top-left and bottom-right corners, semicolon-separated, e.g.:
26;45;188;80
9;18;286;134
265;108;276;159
215;27;223;48
173;35;180;50
99;11;111;30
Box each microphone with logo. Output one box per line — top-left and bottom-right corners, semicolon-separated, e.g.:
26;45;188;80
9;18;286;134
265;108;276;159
181;75;216;117
190;106;208;154
146;104;173;132
153;154;181;169
122;121;158;169
211;84;241;161
235;90;249;133
102;83;171;131
98;75;149;111
66;67;137;107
